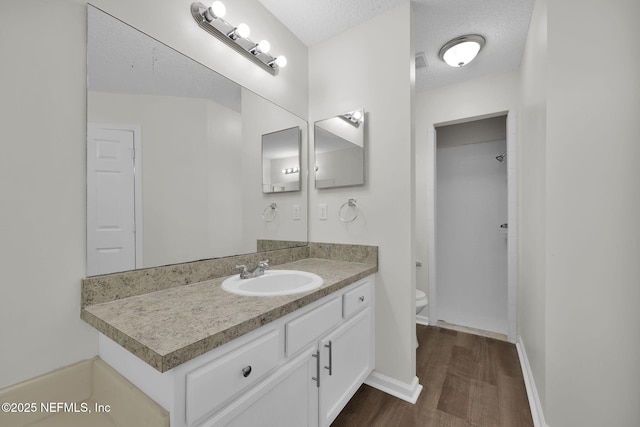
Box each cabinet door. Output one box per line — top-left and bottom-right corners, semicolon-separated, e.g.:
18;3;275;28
201;347;318;427
318;307;373;427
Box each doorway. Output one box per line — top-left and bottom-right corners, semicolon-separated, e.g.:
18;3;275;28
427;113;517;341
87;123;143;276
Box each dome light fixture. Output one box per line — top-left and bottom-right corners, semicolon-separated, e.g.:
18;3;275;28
439;34;486;67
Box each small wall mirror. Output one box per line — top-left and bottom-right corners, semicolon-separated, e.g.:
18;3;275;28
314;108;365;189
262;126;301;193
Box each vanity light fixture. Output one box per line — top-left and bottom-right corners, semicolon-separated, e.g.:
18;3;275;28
282;167;299;175
341;109;364;126
191;2;287;75
439;34;486;67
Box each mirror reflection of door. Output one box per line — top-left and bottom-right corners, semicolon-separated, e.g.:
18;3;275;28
87;124;141;276
314;109;365;189
262;126;301;193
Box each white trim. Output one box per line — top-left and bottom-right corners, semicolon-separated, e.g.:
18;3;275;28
506;113;518;342
364;371;423;404
415;315;429;326
426;126;438;324
516;336;549;427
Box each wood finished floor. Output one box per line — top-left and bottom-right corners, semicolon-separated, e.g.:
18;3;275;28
331;325;534;427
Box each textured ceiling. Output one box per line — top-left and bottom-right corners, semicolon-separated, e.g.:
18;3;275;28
258;0;534;91
257;0;407;46
88;6;241;111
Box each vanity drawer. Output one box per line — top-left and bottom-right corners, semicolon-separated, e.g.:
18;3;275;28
185;329;280;425
343;280;372;318
286;297;342;356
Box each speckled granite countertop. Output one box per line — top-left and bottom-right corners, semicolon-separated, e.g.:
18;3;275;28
81;258;377;373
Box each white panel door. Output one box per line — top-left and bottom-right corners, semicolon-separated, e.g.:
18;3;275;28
87;126;136;275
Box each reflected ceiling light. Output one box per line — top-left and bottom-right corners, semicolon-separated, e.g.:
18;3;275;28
191;2;287;75
439;34;486;67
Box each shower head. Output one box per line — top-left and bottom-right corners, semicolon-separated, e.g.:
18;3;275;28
496;151;507;162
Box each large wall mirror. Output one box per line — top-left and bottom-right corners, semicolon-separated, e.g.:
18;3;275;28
314;109;365;189
86;6;307;276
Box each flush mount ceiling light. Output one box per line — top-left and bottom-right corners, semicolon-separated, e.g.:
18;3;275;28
191;2;287;75
439;34;486;67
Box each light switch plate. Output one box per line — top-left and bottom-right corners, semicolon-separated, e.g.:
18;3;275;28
292;204;301;220
319;203;328;220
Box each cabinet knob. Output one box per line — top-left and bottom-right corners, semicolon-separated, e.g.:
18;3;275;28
241;365;252;377
359;296;365;302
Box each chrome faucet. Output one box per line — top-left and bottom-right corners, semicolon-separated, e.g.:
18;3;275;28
235;260;270;279
253;260;270;277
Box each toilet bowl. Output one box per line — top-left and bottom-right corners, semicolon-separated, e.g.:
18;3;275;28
416;289;428;315
416;290;428;348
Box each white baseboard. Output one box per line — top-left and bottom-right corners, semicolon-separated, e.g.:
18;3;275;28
516;336;549;427
364;371;423;404
415;315;429;326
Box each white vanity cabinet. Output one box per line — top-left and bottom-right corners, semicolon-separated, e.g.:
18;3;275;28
98;275;374;427
318;306;373;427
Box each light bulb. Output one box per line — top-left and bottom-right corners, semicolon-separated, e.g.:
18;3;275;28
251;40;271;55
257;40;271;54
274;55;287;68
282;169;286;174
210;1;226;18
235;23;250;38
204;1;226;22
352;111;363;121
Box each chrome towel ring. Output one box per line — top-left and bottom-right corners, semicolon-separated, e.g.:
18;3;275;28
338;198;359;223
262;202;278;222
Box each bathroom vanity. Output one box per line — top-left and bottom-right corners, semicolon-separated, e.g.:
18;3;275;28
81;245;377;427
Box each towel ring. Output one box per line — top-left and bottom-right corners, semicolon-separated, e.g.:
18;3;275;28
339;198;359;223
262;202;278;222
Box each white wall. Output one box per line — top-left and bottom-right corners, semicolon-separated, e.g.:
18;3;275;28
415;70;519;319
517;0;548;414
544;0;640;425
0;0;307;389
309;3;416;385
0;0;96;389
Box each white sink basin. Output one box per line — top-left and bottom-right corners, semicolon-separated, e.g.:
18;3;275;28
221;270;324;296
